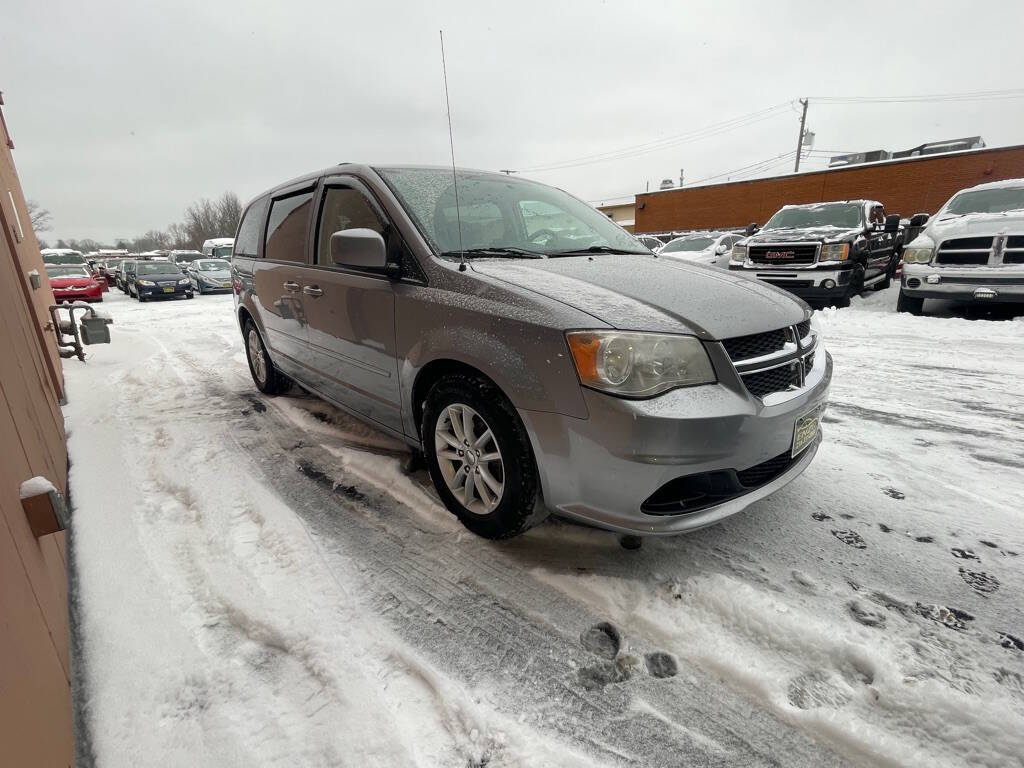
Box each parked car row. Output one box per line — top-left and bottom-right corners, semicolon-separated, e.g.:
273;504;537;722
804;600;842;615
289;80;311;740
634;180;1022;314
106;257;233;301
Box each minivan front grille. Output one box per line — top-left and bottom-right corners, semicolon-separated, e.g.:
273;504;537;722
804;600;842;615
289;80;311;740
742;364;800;398
748;243;819;265
736;450;797;488
721;328;786;361
721;319;818;400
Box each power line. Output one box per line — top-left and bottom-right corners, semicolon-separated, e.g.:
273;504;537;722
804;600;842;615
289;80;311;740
808;88;1024;105
522;102;792;172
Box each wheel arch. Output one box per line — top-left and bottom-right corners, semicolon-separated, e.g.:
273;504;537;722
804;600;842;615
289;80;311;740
410;358;505;440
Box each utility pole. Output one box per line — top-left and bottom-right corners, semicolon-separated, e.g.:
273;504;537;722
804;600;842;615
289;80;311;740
794;98;808;172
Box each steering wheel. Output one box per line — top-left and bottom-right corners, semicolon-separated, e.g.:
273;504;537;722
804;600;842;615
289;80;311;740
528;228;559;245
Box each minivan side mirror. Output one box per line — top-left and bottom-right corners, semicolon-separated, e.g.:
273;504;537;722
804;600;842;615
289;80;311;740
884;214;900;233
909;213;929;227
330;228;387;269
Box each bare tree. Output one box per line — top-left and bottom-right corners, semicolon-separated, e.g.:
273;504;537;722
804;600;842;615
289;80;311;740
215;192;242;237
183;198;219;249
166;222;190;249
27;200;52;233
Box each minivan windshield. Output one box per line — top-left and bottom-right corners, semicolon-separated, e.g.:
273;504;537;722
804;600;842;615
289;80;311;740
945;187;1024;215
764;203;863;230
376;167;648;258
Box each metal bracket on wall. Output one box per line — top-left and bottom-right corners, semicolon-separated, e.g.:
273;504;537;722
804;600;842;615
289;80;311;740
47;303;113;361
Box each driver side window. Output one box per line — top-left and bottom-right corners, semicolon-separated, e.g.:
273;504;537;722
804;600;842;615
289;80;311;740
316;187;384;265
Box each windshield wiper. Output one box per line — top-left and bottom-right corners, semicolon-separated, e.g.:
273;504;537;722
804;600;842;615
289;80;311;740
548;245;650;257
438;246;546;259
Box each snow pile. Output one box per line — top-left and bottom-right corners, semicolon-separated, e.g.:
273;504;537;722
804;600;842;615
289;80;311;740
20;475;58;499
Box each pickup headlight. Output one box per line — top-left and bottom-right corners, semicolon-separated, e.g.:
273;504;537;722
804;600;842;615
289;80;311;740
903;247;934;264
820;243;849;261
138;279;155;286
730;244;746;264
566;331;716;397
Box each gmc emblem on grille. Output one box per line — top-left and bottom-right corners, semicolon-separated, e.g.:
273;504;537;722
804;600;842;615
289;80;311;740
766;250;796;260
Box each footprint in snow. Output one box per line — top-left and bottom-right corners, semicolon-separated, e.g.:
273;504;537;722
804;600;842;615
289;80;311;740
914;535;934;544
578;622;677;689
998;632;1024;652
847;600;886;628
878;523;893;533
831;529;866;549
580;622;621;660
786;670;851;710
811;511;832;522
959;567;1000;596
914;603;974;632
951;547;979;561
882;487;906;500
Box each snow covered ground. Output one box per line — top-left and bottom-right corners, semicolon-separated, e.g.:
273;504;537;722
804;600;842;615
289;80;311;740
65;287;1024;768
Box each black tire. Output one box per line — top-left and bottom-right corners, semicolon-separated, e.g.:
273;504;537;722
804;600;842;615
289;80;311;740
196;283;205;295
896;289;924;315
243;319;290;395
137;293;146;302
422;373;548;539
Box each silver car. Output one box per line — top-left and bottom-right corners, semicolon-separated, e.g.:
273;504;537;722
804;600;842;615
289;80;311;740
233;165;831;538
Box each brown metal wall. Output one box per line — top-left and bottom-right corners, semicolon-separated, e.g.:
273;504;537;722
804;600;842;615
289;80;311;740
635;144;1024;233
0;96;73;768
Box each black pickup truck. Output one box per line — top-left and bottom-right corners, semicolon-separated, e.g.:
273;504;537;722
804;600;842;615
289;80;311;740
728;200;907;307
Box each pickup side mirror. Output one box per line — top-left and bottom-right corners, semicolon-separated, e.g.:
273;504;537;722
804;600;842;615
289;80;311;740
884;214;900;233
744;222;759;236
909;213;929;227
330;228;387;269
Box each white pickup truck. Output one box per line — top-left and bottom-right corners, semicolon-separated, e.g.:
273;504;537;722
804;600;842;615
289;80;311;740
899;179;1024;314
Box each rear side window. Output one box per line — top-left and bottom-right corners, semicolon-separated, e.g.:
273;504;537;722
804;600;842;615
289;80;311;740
265;191;314;263
234;197;268;258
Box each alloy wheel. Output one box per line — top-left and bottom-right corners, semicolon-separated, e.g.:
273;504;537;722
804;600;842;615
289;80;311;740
247;328;268;386
434;403;504;514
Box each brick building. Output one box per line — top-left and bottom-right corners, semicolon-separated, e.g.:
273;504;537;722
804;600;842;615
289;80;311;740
634;144;1024;233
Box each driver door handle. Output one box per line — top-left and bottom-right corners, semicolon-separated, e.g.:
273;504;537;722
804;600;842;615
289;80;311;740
302;285;324;298
283;281;300;292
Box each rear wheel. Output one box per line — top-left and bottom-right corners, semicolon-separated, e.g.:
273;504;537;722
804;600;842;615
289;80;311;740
243;319;290;394
422;373;547;539
896;289;924;315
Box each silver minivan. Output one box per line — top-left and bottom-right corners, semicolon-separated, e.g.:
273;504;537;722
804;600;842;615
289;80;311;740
233;165;831;539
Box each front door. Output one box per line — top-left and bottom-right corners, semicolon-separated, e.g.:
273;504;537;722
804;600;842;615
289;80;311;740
296;180;402;433
252;187;316;372
865;204;895;279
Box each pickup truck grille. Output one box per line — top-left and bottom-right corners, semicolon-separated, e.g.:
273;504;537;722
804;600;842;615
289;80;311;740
935;237;993;265
721;321;818;400
747;243;819;265
1005;235;1024;264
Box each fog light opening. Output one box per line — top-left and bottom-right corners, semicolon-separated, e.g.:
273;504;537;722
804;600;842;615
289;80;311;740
822;279;836;290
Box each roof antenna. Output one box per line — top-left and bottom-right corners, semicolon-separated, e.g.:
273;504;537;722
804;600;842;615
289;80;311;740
439;30;466;272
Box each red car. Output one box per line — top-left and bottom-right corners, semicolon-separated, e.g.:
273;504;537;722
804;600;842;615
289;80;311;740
47;264;105;303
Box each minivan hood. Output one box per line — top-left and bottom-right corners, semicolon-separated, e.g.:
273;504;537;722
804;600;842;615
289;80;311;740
472;255;807;339
748;226;862;244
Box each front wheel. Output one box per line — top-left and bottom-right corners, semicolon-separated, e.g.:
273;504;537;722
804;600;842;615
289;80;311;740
422;373;547;539
896;289;924;315
243;319;290;395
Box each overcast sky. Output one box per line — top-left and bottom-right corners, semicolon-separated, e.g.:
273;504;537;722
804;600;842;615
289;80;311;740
4;0;1024;243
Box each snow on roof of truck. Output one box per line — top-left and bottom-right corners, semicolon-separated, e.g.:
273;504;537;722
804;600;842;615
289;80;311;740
776;200;873;211
202;237;234;246
955;177;1024;193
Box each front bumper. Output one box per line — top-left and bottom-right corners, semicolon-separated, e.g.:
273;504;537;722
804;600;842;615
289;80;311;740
197;279;233;292
729;265;854;300
53;287;103;302
902;264;1024;303
137;283;192;298
519;350;832;535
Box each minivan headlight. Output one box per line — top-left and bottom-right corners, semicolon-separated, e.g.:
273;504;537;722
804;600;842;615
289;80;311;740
903;247;934;264
566;331;716;397
730;244;747;264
